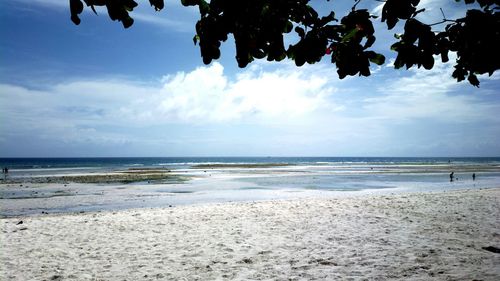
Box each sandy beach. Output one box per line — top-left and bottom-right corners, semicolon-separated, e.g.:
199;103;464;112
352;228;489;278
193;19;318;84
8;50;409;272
1;188;499;280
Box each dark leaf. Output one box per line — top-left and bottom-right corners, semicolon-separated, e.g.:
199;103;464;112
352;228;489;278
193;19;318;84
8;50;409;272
69;0;84;25
468;73;480;87
284;21;293;33
149;0;164;11
366;51;386;65
122;16;134;28
422;55;434;70
199;0;210;16
181;0;199;7
295;26;305;38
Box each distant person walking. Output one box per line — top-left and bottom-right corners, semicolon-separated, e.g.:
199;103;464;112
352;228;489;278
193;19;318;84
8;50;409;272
472;173;476;181
449;172;454;182
2;167;7;180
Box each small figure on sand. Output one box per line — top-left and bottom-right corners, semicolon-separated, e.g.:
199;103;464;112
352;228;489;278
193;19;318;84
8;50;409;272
2;167;8;179
472;173;476;181
449;171;454;182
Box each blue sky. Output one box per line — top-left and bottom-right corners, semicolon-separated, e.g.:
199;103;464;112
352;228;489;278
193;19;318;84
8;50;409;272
0;0;499;157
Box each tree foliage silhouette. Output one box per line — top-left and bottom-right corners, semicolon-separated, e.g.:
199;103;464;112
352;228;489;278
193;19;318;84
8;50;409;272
69;0;499;87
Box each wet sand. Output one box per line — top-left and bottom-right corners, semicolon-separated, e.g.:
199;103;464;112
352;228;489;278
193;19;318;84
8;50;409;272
1;188;499;280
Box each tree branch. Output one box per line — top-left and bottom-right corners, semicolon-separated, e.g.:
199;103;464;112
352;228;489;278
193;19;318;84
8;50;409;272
352;0;362;11
427;8;459;26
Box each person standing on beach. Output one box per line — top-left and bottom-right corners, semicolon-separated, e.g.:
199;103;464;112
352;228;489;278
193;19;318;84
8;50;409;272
450;172;454;182
472;173;476;181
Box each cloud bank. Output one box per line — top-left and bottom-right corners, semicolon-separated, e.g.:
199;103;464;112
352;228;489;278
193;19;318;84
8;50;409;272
1;60;499;156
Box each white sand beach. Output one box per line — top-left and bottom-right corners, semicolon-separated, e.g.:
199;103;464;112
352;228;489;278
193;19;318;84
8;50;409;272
2;188;500;280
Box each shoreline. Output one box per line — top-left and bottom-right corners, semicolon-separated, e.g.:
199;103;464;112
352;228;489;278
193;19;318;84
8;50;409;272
2;188;499;280
1;178;498;218
2;186;499;219
2;160;500;218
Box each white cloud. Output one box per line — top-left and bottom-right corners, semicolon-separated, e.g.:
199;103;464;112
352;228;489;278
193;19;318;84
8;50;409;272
385;58;396;68
0;63;338;145
371;0;467;26
363;57;500;123
155;63;336;122
1;59;499;156
415;0;467;23
132;12;193;32
371;2;385;17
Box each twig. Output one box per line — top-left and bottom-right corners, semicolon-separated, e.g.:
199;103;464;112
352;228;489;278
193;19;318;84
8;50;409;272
427;7;458;26
352;0;362;11
428;19;457;26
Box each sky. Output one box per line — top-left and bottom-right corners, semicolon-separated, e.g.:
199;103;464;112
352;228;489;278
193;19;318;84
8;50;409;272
0;0;499;157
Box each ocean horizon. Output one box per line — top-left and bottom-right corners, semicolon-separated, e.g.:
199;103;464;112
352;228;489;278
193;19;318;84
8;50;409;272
2;156;500;169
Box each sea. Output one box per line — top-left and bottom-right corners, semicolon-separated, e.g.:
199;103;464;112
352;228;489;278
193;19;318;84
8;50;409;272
1;157;499;216
2;156;500;171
